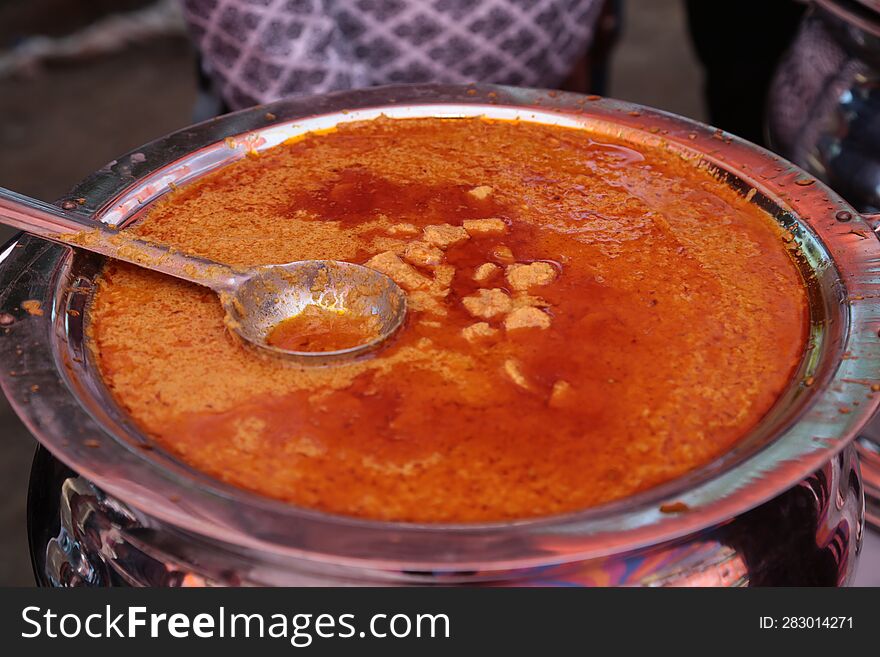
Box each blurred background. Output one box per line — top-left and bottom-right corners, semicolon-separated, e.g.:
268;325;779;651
1;0;878;585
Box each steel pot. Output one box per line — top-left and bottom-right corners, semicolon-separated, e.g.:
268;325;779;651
2;84;878;586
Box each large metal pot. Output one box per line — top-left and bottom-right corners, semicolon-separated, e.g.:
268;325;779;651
2;84;878;586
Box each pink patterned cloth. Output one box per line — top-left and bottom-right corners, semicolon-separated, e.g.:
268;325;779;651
767;13;867;163
180;0;602;109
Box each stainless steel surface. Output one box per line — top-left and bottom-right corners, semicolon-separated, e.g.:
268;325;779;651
860;213;880;528
3;83;880;585
770;0;880;529
225;260;407;363
0;187;406;362
0;186;241;287
857;527;880;585
27;445;865;586
854;0;880;17
817;0;880;39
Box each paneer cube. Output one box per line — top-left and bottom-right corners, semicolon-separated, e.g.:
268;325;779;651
462;288;513;319
387;222;420;236
492;245;515;264
463;217;507;237
423;224;470;249
365;251;431;291
506;261;558;291
402;241;444;268
473;262;500;282
462;322;498;342
504;306;551;331
467;185;493;200
431;264;455;293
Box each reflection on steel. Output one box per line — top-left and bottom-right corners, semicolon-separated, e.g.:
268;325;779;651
30;445;862;586
3;84;880;585
769;0;880;528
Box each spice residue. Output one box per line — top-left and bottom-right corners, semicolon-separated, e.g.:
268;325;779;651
21;300;43;316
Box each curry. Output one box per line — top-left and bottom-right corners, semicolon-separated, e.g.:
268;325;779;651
87;116;808;523
267;306;380;353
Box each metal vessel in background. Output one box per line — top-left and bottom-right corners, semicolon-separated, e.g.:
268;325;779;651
3;84;880;586
769;0;880;527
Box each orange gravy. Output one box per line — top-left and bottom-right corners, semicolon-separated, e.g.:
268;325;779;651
87;117;809;522
267;306;378;353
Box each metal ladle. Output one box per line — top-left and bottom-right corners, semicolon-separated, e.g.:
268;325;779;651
0;188;407;363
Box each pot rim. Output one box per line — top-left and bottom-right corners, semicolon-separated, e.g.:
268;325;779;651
2;83;879;572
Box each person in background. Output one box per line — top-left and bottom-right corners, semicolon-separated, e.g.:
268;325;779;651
180;0;613;114
684;0;806;146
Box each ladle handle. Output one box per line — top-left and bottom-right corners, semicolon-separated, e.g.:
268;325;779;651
0;187;241;292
